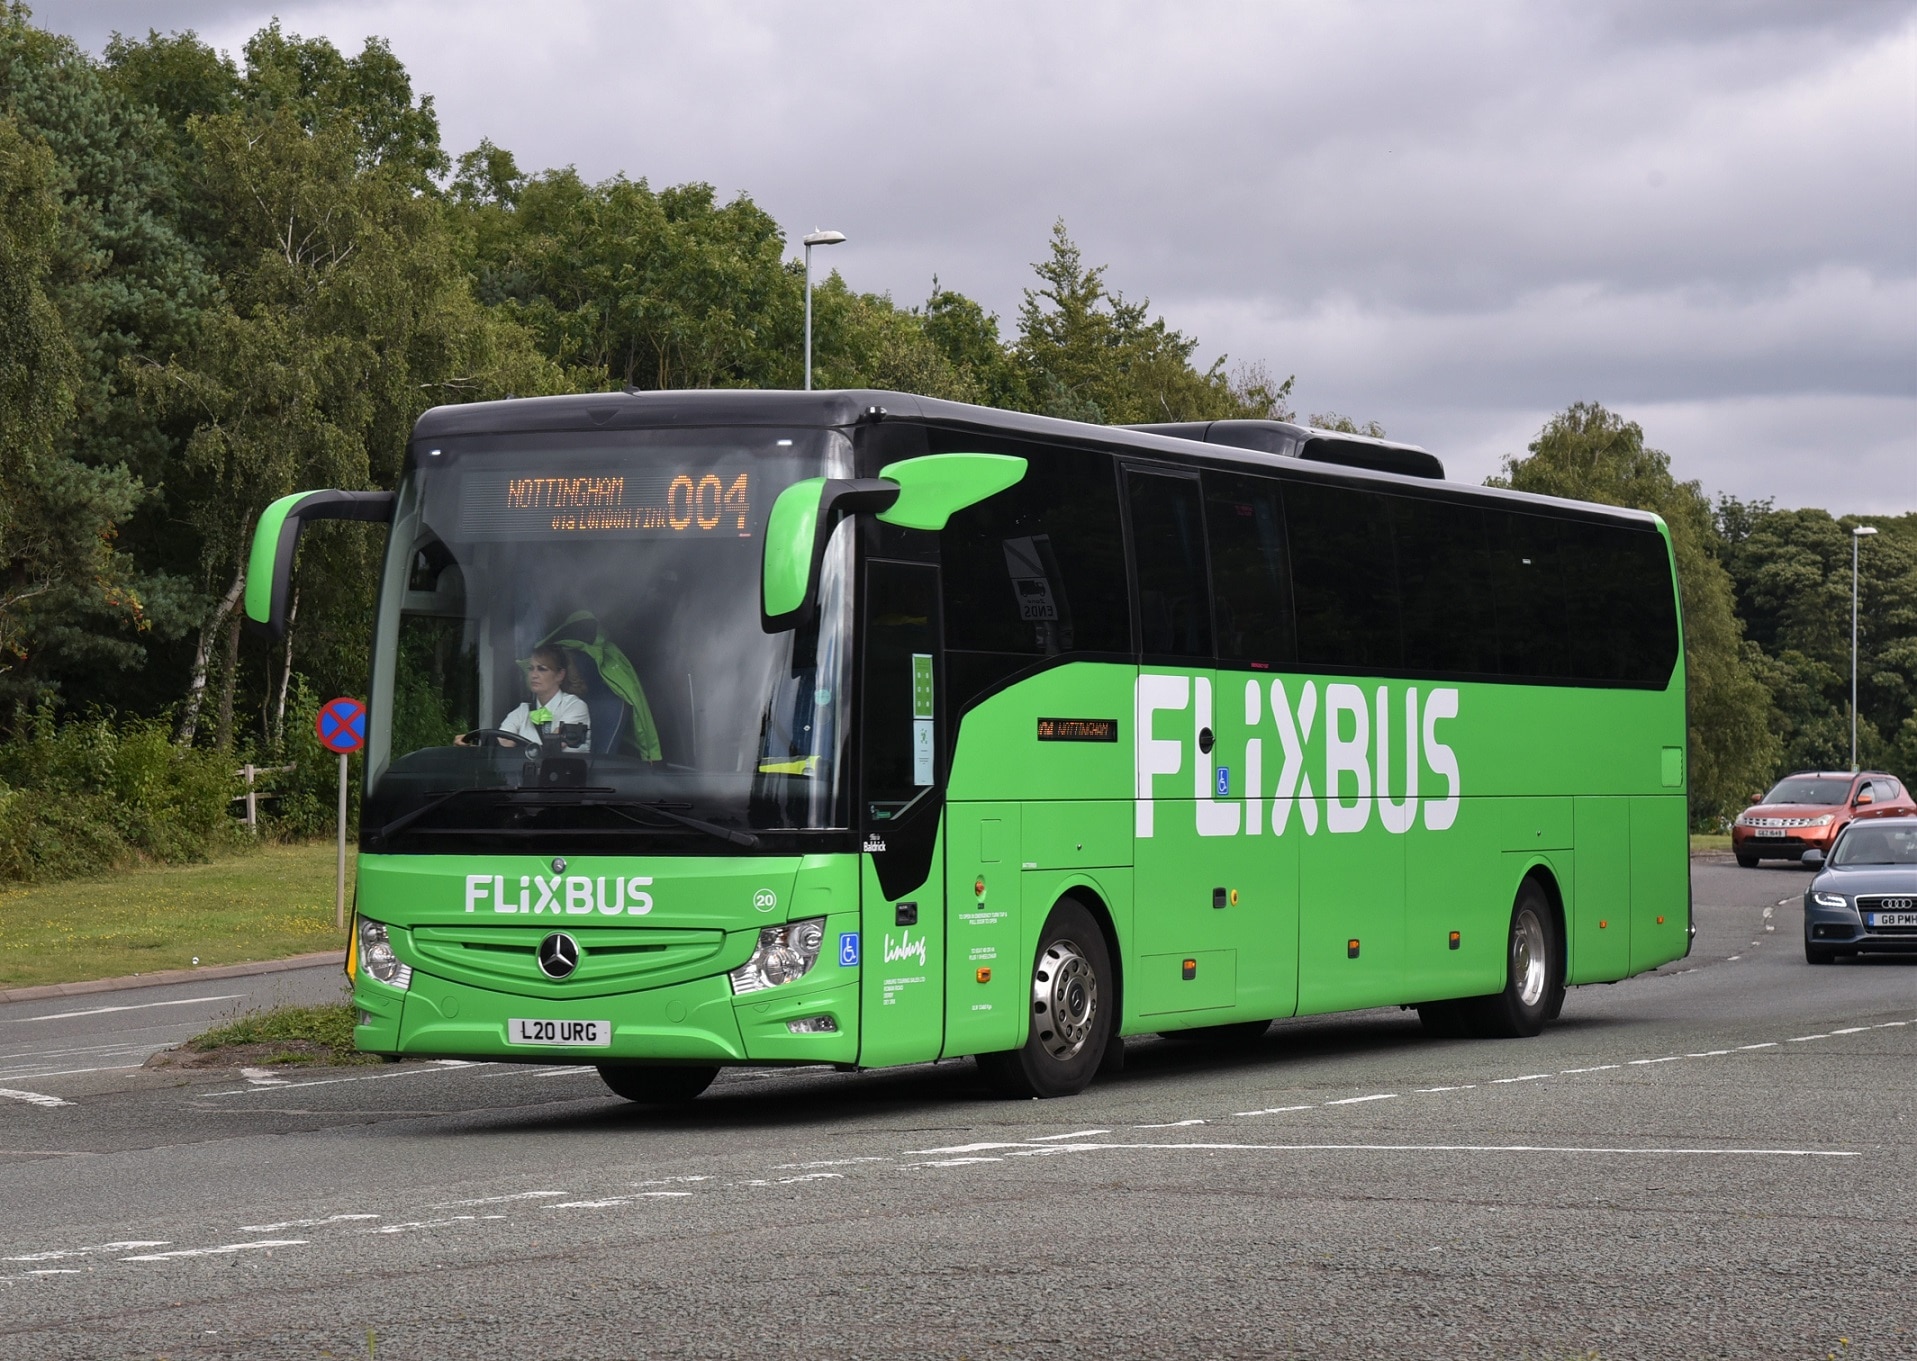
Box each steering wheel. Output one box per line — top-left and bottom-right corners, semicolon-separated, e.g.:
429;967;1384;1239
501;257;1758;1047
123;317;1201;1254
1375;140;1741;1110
459;728;533;750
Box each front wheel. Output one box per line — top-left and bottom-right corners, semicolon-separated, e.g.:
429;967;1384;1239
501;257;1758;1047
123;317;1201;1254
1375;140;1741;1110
596;1064;718;1103
976;900;1113;1099
1464;882;1561;1038
1735;853;1759;869
1804;940;1837;965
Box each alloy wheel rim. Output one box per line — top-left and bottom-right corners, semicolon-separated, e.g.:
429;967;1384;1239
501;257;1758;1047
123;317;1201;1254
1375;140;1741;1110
1032;939;1097;1061
1512;909;1547;1007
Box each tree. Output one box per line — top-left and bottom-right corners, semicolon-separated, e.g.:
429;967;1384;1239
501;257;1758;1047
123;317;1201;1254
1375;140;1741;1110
1013;220;1290;425
1309;412;1384;436
1493;402;1779;824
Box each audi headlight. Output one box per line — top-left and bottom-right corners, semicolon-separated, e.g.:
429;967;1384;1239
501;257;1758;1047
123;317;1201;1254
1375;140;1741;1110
356;916;413;990
1811;892;1849;910
730;918;826;995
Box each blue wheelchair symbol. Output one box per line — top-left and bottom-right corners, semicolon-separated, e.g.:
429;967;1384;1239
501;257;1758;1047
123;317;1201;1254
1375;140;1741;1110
839;932;860;967
1216;765;1231;797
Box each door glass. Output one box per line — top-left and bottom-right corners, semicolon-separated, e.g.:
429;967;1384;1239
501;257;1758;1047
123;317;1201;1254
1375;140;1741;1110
862;560;941;825
1127;470;1212;659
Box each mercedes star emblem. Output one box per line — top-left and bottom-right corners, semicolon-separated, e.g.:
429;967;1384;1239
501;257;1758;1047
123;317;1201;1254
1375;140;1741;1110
537;932;581;980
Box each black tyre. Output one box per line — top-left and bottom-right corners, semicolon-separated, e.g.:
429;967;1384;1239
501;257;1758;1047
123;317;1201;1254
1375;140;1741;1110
596;1064;718;1103
1735;853;1759;869
976;899;1113;1099
1804;940;1837;965
1462;881;1561;1039
1157;1020;1271;1046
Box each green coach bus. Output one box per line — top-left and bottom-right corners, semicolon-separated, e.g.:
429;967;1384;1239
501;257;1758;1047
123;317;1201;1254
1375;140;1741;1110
245;390;1691;1101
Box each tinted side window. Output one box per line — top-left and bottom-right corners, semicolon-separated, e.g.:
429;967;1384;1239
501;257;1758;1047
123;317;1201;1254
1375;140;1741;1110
861;560;940;824
1285;479;1402;671
937;439;1129;709
1126;469;1212;660
1486;509;1569;678
1560;519;1679;685
1392;495;1499;675
1204;470;1295;667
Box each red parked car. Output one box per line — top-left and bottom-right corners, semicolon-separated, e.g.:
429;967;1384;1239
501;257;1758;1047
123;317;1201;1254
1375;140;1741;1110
1733;770;1916;868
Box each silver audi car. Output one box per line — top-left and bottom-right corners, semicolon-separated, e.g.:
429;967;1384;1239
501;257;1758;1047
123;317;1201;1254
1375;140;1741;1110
1802;815;1917;964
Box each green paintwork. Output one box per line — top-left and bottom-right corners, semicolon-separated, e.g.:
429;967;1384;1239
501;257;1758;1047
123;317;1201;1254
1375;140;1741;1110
761;476;826;620
875;452;1028;531
350;657;1689;1066
244;491;310;626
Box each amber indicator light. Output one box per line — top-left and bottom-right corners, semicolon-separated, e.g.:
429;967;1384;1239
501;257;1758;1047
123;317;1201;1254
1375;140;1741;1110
1656;915;1665;925
975;967;992;984
1181;959;1197;980
1599;919;1608;929
1347;939;1361;959
1448;931;1460;950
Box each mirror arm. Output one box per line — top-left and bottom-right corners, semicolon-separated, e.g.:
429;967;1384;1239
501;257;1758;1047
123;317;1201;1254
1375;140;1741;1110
762;479;898;633
244;490;396;640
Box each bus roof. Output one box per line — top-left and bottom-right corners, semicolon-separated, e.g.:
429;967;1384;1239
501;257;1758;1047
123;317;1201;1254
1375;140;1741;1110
410;389;1666;534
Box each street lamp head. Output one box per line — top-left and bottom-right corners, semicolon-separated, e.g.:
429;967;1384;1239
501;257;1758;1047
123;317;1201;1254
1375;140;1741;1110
802;230;847;247
1853;526;1878;537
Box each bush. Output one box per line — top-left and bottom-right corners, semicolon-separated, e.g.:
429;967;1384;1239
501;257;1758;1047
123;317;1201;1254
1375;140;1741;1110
0;705;242;883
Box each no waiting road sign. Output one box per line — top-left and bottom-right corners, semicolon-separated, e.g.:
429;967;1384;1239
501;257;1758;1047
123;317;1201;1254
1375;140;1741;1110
316;696;367;754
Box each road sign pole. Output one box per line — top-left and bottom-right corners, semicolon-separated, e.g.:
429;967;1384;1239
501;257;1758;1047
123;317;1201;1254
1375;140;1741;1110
337;751;349;931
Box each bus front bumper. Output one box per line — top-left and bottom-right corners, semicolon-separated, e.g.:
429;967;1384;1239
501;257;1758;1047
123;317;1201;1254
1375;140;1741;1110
352;970;860;1066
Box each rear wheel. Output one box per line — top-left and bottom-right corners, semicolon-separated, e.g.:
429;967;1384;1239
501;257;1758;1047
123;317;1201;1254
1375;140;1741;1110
977;900;1113;1099
1416;999;1472;1038
1461;882;1560;1038
596;1064;718;1103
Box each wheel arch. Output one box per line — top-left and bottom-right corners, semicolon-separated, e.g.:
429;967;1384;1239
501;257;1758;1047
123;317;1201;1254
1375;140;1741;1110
1515;860;1569;984
1049;882;1123;1042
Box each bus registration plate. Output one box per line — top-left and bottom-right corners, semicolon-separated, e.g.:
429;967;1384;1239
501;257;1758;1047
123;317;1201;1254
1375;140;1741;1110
1866;912;1917;928
509;1018;611;1047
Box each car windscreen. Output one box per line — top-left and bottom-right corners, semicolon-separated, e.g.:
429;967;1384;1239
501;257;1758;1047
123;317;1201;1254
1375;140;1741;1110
1760;777;1852;806
1832;825;1917;867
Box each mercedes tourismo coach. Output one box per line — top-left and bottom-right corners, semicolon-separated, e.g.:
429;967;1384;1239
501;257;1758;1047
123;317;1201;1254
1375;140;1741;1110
245;390;1692;1101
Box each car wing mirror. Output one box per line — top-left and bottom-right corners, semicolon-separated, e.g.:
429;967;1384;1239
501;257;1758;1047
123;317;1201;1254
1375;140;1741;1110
244;490;396;640
1801;848;1825;867
760;454;1026;631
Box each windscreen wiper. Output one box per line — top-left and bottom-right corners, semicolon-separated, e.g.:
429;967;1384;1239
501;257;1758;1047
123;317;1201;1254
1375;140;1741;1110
586;799;761;849
367;786;616;842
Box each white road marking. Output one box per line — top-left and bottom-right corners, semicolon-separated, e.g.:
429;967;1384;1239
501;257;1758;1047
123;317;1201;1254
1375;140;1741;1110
27;1269;81;1275
1737;1042;1779;1050
1559;1066;1619;1074
1491;1075;1551;1084
772;1158;888;1170
6;1241;167;1261
363;1216;480;1235
1235;1104;1316;1114
1786;1035;1830;1043
1829;1027;1868;1035
1413;1085;1478;1092
907;1139;1861;1164
0;1064;145;1082
123;1239;305;1261
238;1214;379;1232
431;1191;570;1208
1628;1057;1681;1065
0;994;245;1024
0;1088;71;1108
241;1068;289;1086
1324;1093;1396;1105
201;1063;498;1097
1031;1128;1110;1141
1135;1118;1207;1127
546;1192;694;1208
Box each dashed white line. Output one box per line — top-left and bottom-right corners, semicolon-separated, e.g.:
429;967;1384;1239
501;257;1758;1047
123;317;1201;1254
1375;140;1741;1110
1559;1066;1619;1074
1030;1129;1110;1141
123;1239;305;1261
1786;1035;1830;1043
1134;1118;1207;1128
238;1214;379;1232
0;1088;71;1108
431;1191;569;1208
5;1241;167;1262
1234;1105;1315;1115
1324;1093;1397;1105
1413;1085;1477;1092
0;994;245;1024
1491;1075;1551;1084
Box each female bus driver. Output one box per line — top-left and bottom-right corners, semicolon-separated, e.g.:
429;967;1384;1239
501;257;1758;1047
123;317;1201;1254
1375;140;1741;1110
457;644;591;752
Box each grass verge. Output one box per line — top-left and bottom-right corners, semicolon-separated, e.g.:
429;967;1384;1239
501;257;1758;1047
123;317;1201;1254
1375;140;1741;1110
0;840;350;989
1690;833;1732;854
179;1002;374;1067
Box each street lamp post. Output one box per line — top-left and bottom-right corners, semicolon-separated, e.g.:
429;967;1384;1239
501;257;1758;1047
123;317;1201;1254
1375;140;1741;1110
1852;524;1878;772
802;229;846;391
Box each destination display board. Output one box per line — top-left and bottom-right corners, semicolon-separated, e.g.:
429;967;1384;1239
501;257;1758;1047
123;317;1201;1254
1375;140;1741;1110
455;467;753;539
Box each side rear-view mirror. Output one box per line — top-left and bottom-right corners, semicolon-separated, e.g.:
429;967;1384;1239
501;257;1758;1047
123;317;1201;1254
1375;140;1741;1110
761;453;1026;631
1801;849;1825;868
245;490;396;639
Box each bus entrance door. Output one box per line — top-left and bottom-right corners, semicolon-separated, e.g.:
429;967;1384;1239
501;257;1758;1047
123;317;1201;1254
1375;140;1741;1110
855;559;946;1067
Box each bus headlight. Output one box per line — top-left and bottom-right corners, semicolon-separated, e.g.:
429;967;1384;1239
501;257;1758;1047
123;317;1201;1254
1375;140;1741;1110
356;916;413;990
730;918;826;995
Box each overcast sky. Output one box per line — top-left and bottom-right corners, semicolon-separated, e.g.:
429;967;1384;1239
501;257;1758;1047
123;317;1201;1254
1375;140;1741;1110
38;0;1917;512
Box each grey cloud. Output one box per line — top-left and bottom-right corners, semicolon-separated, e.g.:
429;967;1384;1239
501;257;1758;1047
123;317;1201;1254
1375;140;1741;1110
33;0;1917;509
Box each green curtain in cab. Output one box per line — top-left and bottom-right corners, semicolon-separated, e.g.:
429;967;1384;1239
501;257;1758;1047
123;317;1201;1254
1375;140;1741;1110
537;610;663;761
